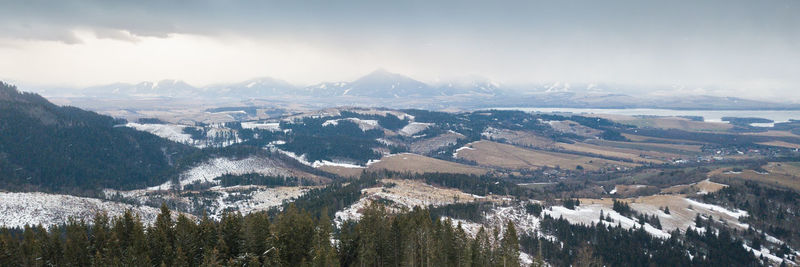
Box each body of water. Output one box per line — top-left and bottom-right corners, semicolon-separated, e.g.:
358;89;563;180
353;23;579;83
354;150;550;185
497;108;800;127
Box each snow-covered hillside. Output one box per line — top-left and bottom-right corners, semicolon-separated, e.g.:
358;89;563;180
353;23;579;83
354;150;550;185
149;156;314;190
125;122;192;143
0;192;169;228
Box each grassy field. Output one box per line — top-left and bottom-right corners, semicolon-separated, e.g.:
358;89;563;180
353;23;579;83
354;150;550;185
586;139;702;155
745;130;800;138
368;153;488;175
661;179;728;195
568;194;748;233
556;142;671;164
710;166;800;192
599;115;734;132
621;133;707;145
455;141;637;171
756;141;800;149
483;128;555;148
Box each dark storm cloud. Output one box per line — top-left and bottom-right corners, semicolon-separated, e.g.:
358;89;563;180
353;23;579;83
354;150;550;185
3;0;797;44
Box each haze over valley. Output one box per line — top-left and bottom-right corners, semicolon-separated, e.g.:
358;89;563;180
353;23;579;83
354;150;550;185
1;1;799;266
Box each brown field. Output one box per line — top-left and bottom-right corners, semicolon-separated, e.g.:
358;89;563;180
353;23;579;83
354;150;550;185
710;167;800;192
455;141;637;171
588;139;702;154
745;130;800;138
661;179;728;195
367;153;488;175
610;184;658;196
577;194;748;233
764;161;800;176
483;128;555;148
612;116;733;132
409;132;465;155
547;120;603;137
621;133;706;145
556;142;671;163
756;141;800;149
317;165;365;178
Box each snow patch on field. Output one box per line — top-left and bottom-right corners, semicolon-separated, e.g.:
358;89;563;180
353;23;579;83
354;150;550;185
212;186;308;217
311;160;365;169
399;122;433;136
322;118;380;131
742;244;785;264
334;179;483;226
0;192;166;228
276;148;368;169
275;149;313;166
545;204;672;239
149;157;296;190
452;145;474;158
126;122;192;143
241;122;281;131
683;198;747;219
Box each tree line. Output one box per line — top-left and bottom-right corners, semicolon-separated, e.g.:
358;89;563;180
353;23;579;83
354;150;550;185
0;203;522;267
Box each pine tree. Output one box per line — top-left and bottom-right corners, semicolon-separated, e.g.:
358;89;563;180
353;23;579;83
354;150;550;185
63;219;91;266
243;211;271;258
273;204;314;266
219;211;244;260
201;247;220;267
312;209;338;267
149;203;175;266
20;225;42;266
574;243;602;267
91;212;111;260
500;221;521;267
44;226;63;266
175;214;200;266
0;229;22;266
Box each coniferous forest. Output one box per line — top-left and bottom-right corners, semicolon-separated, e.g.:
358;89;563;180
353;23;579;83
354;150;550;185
0;203;522;267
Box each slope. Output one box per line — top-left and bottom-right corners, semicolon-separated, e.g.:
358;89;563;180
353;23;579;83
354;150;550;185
0;82;196;193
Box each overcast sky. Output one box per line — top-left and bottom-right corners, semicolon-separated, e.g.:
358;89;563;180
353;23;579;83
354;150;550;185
1;0;798;101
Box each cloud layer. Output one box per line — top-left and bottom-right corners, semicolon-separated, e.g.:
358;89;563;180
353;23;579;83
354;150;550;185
1;0;798;101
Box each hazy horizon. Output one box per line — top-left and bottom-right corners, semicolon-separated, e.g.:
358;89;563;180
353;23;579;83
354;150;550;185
2;1;799;101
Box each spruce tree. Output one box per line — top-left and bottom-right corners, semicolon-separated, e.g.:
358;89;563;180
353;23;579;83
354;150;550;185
500;221;521;267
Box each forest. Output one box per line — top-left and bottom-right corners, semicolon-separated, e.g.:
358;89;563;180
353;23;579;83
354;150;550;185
0;203;523;267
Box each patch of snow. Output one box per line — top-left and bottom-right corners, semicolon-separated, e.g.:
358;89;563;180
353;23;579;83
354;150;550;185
452;145;475;158
0;192;168;228
323;118;380;131
545;204;671;239
311;160;365;169
126;122;192;144
684;198;748;219
241;122;281;131
742;244;785;264
276;149;313;166
398;122;433;136
149;157;296;190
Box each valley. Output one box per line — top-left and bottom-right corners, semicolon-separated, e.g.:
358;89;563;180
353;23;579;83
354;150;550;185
2;82;800;265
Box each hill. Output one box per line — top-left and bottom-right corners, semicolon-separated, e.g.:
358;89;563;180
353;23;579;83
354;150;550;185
0;82;197;194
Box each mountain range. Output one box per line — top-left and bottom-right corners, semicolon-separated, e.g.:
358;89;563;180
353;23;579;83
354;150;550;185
36;69;800;110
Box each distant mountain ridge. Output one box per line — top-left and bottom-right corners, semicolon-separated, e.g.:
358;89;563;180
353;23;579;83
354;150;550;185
42;69;800;110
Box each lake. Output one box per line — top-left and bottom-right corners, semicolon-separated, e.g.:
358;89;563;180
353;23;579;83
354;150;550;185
497;108;800;127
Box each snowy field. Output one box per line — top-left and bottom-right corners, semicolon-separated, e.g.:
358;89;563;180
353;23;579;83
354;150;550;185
0;192;170;228
125;122;192;143
398;122;433;136
322;118;380;131
149;156;302;190
335;179;498;226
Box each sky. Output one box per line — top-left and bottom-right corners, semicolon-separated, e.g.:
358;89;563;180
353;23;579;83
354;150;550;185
1;0;799;101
